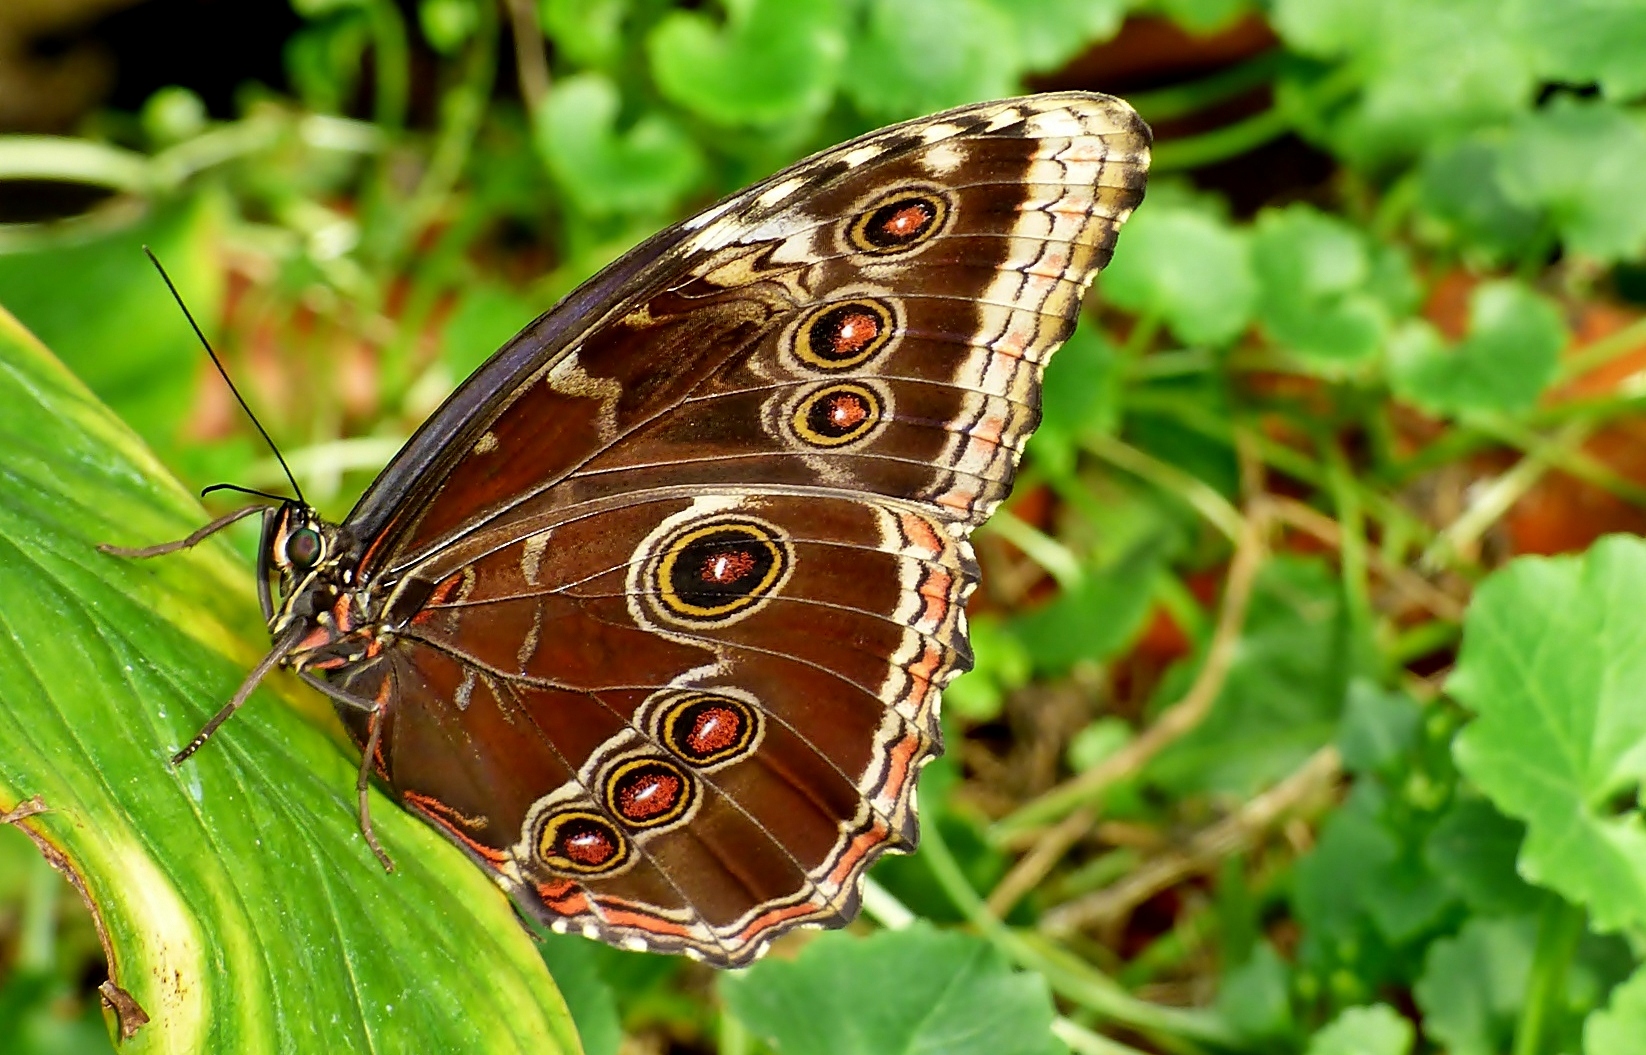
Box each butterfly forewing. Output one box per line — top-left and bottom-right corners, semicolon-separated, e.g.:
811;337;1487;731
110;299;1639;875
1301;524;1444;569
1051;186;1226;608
328;93;1149;965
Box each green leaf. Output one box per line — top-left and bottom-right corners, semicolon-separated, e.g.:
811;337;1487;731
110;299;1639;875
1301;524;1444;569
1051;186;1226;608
1449;536;1646;932
647;0;846;127
1497;97;1646;264
1272;0;1537;165
1147;556;1355;796
1217;941;1295;1043
1158;0;1251;34
1506;0;1646;101
1011;547;1162;674
843;0;1020;122
1424;797;1543;917
1417;136;1543;263
537;934;623;1055
0;310;580;1051
719;923;1063;1055
1252;206;1396;364
1336;680;1422;777
942;615;1031;722
0;195;224;460
419;0;480;53
978;0;1127;73
1387;280;1566;417
1305;1004;1414;1055
1027;325;1122;477
442;282;542;379
1100;196;1256;346
1586;963;1646;1055
541;0;629;69
534;73;704;218
1413;915;1536;1055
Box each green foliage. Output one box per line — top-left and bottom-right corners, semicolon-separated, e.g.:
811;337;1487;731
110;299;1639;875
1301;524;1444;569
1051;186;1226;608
720;924;1063;1055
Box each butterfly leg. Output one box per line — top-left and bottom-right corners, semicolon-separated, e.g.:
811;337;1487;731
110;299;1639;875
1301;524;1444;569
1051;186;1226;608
97;503;270;558
298;669;396;872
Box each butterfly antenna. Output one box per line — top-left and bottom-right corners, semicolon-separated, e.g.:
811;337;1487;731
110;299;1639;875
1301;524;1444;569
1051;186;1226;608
143;246;307;507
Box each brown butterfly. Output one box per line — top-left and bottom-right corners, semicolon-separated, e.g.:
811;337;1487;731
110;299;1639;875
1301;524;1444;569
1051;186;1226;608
108;92;1150;966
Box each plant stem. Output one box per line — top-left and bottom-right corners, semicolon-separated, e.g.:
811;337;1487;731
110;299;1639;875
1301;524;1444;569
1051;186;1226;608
1127;51;1282;123
1083;432;1245;543
984;507;1084;590
1512;898;1585;1055
921;820;1234;1049
1557;314;1646;383
368;0;411;132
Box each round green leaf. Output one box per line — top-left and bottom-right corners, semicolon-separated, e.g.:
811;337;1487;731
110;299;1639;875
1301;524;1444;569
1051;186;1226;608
1497;97;1646;264
1586;963;1646;1055
720;923;1063;1055
1306;1004;1414;1055
1252;205;1390;364
1101;200;1255;346
534;72;704;218
0;308;581;1052
1387;279;1565;417
1450;536;1646;933
647;0;845;127
843;0;1020;123
1507;0;1646;101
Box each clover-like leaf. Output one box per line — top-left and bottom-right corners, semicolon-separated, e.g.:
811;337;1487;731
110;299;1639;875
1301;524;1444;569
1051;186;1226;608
843;0;1020;123
1496;97;1646;264
978;0;1126;73
1586;963;1646;1055
1252;205;1402;365
1507;0;1646;102
534;72;704;218
1417;136;1543;264
1413;915;1537;1055
541;0;629;70
1101;195;1256;347
0;308;580;1051
1305;1004;1414;1055
1449;536;1646;933
647;0;845;127
719;923;1062;1055
1387;279;1566;418
1271;0;1537;165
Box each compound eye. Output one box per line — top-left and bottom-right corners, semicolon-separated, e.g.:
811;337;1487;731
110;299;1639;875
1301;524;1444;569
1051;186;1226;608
286;527;322;570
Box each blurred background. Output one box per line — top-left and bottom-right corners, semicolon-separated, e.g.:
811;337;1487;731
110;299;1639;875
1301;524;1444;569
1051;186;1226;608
4;1;1646;1053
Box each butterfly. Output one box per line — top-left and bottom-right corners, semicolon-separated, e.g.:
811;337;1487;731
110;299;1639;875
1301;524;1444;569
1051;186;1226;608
107;92;1150;966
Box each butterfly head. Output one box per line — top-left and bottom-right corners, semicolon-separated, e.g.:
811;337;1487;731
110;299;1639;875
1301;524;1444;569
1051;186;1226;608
259;501;354;635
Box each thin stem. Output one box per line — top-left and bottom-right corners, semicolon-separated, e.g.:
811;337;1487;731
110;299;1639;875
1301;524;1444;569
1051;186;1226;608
1151;106;1291;172
1126;51;1282;123
1083;432;1245;543
368;0;411;132
1512;898;1586;1055
0;136;151;192
1323;437;1372;642
1053;1017;1154;1055
1556;314;1646;384
983;507;1084;590
921;821;1235;1048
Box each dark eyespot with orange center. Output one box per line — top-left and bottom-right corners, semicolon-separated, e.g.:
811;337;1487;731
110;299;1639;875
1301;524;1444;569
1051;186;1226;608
848;188;949;255
605;758;694;829
655;691;760;766
537;811;629;875
652;518;791;624
792;298;896;371
790;382;884;448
